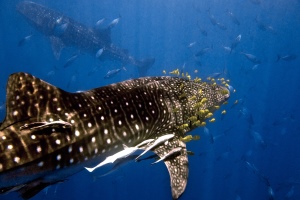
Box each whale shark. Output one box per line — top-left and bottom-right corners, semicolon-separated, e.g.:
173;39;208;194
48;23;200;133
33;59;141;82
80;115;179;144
16;1;155;76
0;72;229;199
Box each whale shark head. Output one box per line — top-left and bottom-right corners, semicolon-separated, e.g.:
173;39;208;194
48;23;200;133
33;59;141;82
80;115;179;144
0;73;229;199
16;1;69;37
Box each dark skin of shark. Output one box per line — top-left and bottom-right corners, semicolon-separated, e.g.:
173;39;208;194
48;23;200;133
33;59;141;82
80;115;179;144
0;73;229;199
16;1;155;75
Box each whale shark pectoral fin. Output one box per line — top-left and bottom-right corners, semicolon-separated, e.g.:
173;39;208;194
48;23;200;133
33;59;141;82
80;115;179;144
153;138;188;200
166;150;188;200
50;36;65;60
95;28;112;45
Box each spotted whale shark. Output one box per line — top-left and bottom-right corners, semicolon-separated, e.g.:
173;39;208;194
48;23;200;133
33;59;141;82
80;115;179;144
0;72;229;199
16;1;155;76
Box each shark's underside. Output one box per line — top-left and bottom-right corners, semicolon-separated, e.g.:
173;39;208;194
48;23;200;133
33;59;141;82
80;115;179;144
0;72;229;199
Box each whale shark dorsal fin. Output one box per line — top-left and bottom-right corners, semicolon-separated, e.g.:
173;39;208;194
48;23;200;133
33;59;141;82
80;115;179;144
152;137;188;200
95;28;111;45
1;73;66;129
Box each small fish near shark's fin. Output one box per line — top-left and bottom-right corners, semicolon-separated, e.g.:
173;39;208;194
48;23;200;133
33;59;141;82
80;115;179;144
152;138;188;200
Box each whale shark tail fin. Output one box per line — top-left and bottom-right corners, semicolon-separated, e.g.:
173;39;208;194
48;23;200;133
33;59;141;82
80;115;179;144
137;58;155;77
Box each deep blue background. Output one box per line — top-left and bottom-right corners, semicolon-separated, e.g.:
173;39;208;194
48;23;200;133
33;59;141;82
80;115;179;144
0;0;300;199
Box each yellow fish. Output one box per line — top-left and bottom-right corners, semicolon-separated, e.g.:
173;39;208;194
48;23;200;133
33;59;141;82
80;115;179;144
169;69;180;76
180;135;200;143
209;118;215;123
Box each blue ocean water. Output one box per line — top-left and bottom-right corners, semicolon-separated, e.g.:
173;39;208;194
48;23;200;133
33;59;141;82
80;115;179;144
0;0;300;199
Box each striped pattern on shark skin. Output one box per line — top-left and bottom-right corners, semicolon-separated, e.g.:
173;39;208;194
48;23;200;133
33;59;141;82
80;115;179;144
0;72;229;199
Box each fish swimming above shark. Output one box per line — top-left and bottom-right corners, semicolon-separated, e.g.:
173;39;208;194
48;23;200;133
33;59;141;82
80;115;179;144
0;72;229;199
16;1;155;76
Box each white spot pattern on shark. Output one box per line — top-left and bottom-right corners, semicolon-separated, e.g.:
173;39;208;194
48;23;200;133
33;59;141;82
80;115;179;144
0;72;229;199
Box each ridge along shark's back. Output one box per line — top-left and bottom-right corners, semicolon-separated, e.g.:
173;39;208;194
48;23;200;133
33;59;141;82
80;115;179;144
2;73;66;128
0;72;229;199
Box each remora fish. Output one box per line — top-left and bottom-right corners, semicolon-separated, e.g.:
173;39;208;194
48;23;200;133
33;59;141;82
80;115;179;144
0;72;229;199
16;1;154;76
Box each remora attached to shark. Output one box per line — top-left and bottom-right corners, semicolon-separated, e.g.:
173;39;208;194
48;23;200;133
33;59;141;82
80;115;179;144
16;1;155;76
0;72;229;199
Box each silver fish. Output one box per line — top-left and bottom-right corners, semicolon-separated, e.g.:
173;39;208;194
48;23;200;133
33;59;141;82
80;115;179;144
240;52;261;64
104;68;122;79
63;53;79;68
276;54;297;62
95;18;106;27
230;34;241;53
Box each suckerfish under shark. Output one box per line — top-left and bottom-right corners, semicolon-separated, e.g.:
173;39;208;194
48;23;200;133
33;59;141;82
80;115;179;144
16;1;155;76
0;72;229;199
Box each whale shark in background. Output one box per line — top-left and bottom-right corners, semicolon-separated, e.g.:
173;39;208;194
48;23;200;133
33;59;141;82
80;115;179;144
0;72;229;199
16;1;155;76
